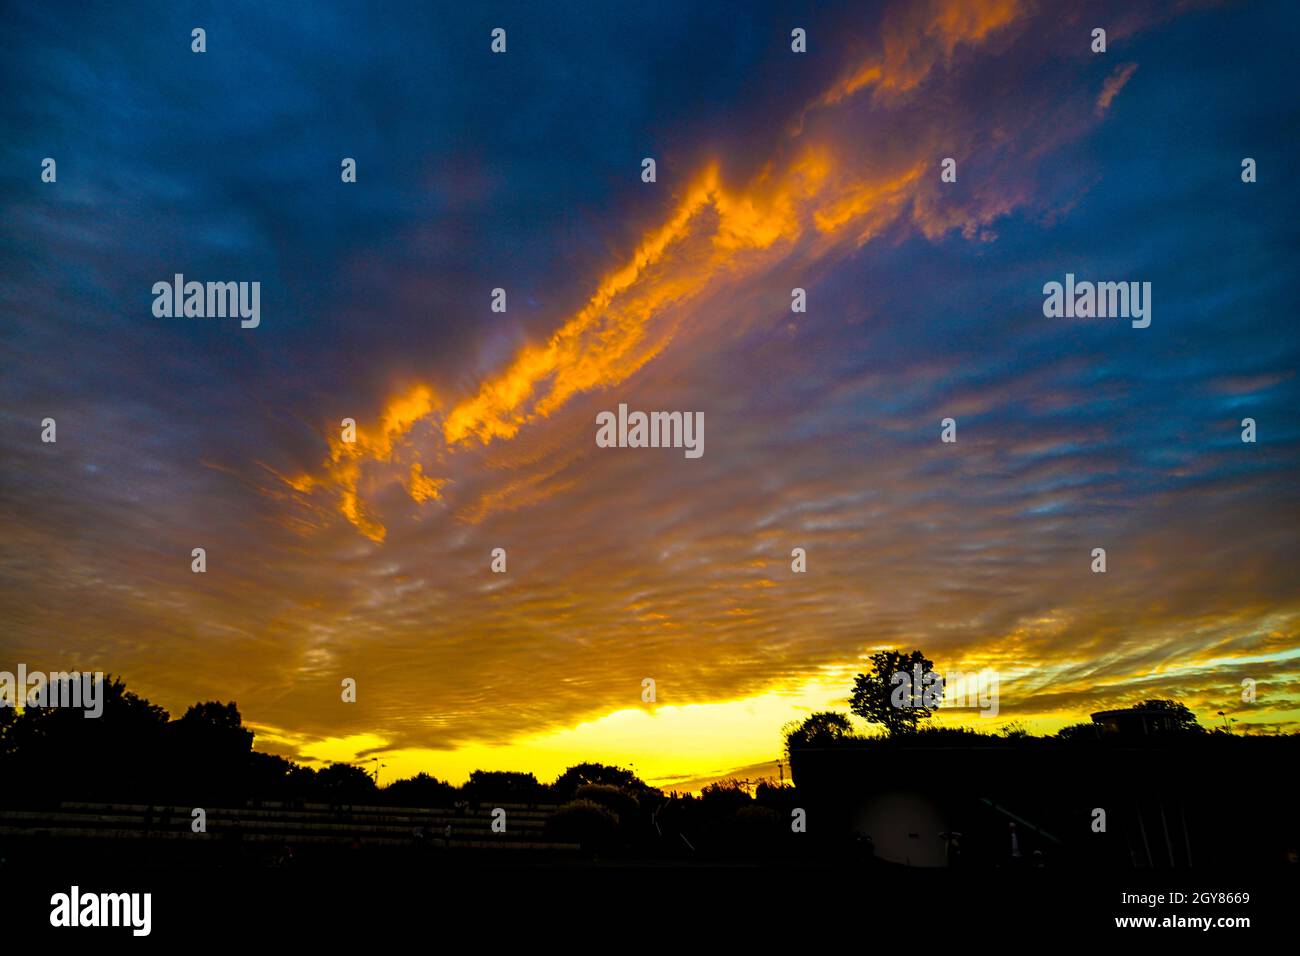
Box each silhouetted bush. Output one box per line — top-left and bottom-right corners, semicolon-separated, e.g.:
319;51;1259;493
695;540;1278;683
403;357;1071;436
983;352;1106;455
699;779;751;810
573;783;639;823
544;799;619;851
1055;723;1100;743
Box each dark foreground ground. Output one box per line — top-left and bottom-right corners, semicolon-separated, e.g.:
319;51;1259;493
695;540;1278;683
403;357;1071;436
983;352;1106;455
2;855;1294;943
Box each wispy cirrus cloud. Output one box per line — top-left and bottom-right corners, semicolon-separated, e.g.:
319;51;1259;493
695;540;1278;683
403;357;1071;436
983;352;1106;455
282;0;1135;542
1096;62;1139;115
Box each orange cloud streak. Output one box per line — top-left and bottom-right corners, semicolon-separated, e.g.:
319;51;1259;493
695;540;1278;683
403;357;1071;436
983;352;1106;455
808;0;1026;112
285;0;1033;541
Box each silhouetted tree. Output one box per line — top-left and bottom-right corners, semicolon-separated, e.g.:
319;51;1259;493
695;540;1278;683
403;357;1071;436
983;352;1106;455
783;711;855;756
171;701;254;753
462;770;547;804
316;762;378;803
383;772;455;807
167;700;255;802
552;762;650;800
0;675;169;804
1136;699;1205;733
850;649;942;735
245;751;308;799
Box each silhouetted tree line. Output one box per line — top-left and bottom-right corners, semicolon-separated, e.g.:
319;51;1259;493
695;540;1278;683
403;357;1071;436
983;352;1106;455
6;668;1287;865
0;676;380;808
783;647;1283;758
0;676;835;860
0;678;656;810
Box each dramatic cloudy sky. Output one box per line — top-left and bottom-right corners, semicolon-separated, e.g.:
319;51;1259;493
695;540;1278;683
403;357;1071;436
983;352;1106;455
2;0;1297;789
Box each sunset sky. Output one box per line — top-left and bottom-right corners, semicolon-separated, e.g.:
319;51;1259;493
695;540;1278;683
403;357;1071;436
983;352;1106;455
2;0;1298;791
